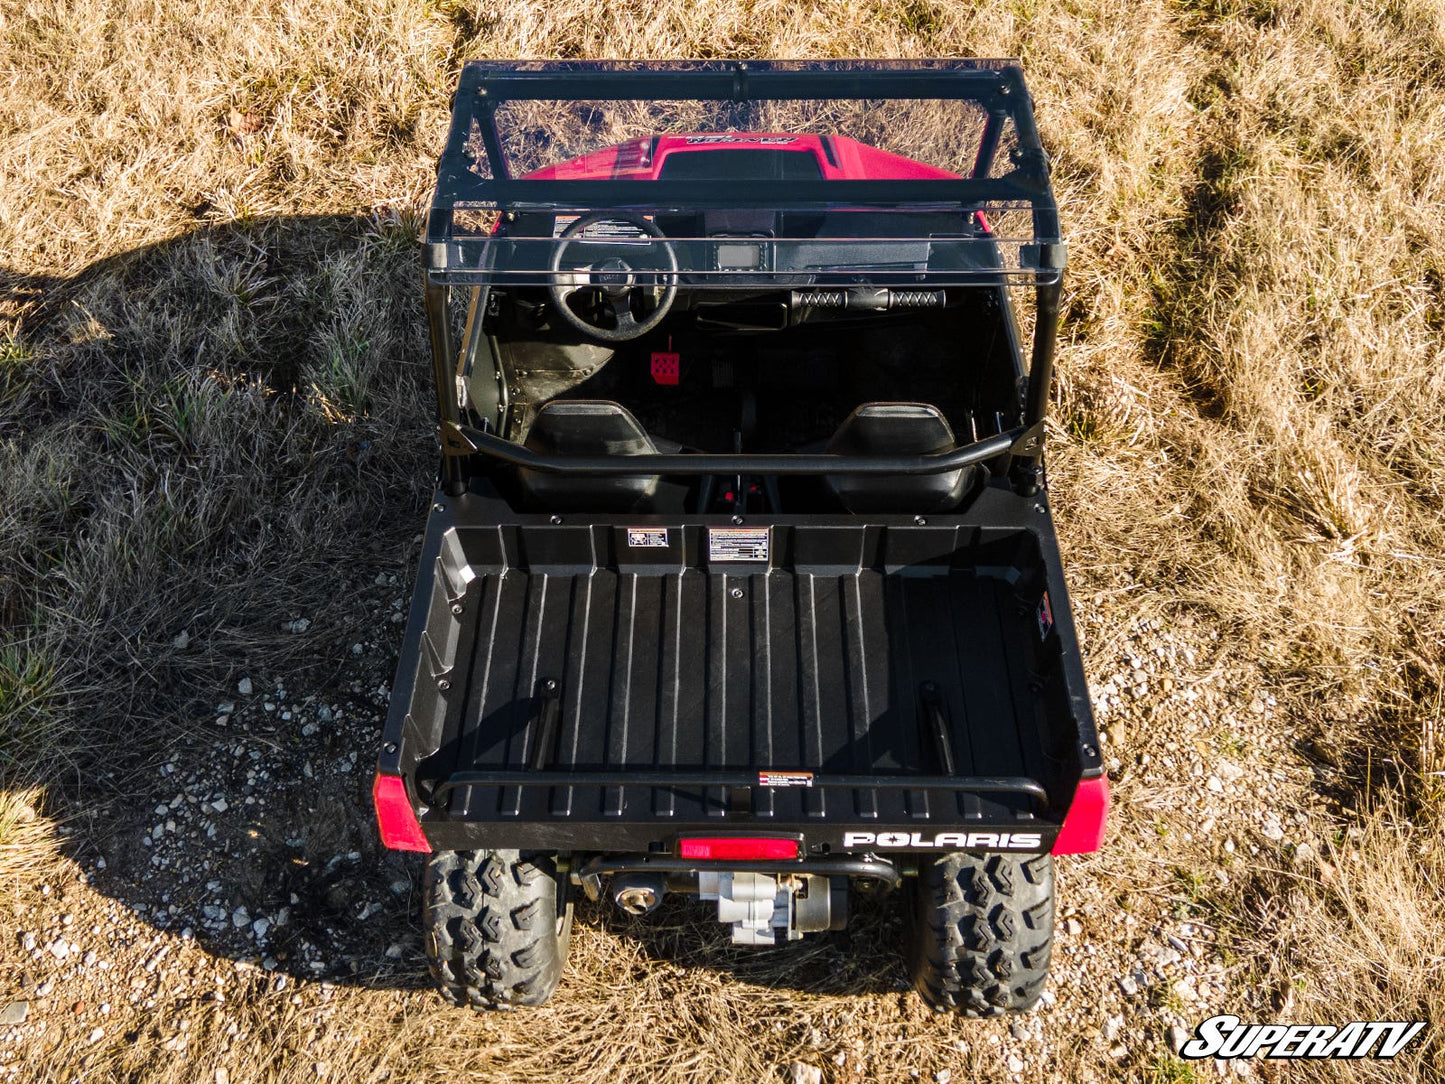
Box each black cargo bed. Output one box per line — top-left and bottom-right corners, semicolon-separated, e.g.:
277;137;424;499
389;497;1086;852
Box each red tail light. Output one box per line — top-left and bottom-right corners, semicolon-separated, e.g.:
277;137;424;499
678;837;800;861
372;773;431;852
1051;775;1109;855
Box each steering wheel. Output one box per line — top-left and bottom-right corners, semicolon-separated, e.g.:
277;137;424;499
547;211;679;343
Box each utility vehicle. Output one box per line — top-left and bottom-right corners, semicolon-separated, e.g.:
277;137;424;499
373;59;1108;1014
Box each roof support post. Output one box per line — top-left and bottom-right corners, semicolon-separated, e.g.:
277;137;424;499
425;277;466;496
1013;276;1061;496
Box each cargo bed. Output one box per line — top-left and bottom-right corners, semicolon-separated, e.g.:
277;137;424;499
380;487;1100;854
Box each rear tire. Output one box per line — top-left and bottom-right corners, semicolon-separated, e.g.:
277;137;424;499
907;851;1054;1015
423;849;573;1009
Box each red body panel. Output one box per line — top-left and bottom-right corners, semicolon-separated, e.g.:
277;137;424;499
1050;775;1110;854
522;133;959;182
373;773;431;852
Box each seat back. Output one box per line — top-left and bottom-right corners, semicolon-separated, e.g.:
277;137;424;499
518;401;661;512
824;402;973;514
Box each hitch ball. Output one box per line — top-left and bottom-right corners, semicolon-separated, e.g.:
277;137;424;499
611;873;667;916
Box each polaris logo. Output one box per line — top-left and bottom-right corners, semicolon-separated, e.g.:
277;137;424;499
1180;1015;1426;1060
683;135;797;145
843;830;1043;850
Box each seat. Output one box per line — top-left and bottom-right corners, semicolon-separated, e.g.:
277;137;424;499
824;402;973;514
518;400;663;512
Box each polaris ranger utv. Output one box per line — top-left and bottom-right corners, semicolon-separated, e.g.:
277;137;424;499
374;59;1108;1015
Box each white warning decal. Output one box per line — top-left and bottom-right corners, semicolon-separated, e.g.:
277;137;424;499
758;771;814;788
709;527;769;563
626;527;669;548
551;214;654;242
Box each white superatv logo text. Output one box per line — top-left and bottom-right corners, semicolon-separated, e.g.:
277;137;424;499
1180;1015;1426;1060
843;831;1042;850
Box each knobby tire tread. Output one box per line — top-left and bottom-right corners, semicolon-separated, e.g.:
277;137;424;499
423;849;572;1010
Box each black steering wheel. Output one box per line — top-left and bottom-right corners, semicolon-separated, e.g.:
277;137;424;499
547;211;679;343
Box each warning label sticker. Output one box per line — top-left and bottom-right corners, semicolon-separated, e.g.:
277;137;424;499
1037;592;1055;640
626;527;669;549
758;770;814;788
552;214;654;242
709;527;769;563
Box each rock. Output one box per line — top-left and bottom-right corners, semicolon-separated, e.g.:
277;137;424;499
1006;1054;1024;1073
238;677;253;696
1206;776;1223;793
232;908;250;928
88;1027;104;1044
1292;842;1316;865
35;980;53;997
1118;974;1139;997
172;629;191;650
935;1071;952;1084
1167;934;1188;953
790;1062;823;1084
20;932;35;952
282;618;311;634
1167;1025;1189;1055
212;798;228;814
82;950;97;967
252;917;271;940
1249;698;1265;714
1101;1014;1124;1042
1;1001;28;1025
1262;823;1285;842
48;939;70;960
385;942;405;959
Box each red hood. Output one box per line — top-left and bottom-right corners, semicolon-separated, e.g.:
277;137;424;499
522;133;958;182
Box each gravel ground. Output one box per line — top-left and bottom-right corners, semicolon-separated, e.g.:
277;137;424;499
0;547;1337;1082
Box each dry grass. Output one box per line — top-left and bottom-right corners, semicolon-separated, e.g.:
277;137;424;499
3;0;1444;1081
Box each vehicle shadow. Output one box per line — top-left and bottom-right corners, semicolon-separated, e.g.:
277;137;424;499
1;216;912;1001
3;214;438;992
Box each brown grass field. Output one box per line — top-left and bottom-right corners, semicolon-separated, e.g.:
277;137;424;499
2;1;1443;1081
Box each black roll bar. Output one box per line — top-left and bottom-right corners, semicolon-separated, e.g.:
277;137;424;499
442;420;1033;477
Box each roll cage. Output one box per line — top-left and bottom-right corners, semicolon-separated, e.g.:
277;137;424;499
422;60;1066;496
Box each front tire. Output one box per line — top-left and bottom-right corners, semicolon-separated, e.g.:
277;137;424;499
907;852;1054;1015
423;849;573;1009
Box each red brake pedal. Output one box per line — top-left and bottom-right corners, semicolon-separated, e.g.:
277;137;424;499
650;351;680;386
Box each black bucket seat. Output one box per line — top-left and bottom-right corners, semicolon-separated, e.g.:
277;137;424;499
518;400;670;512
824;402;973;514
